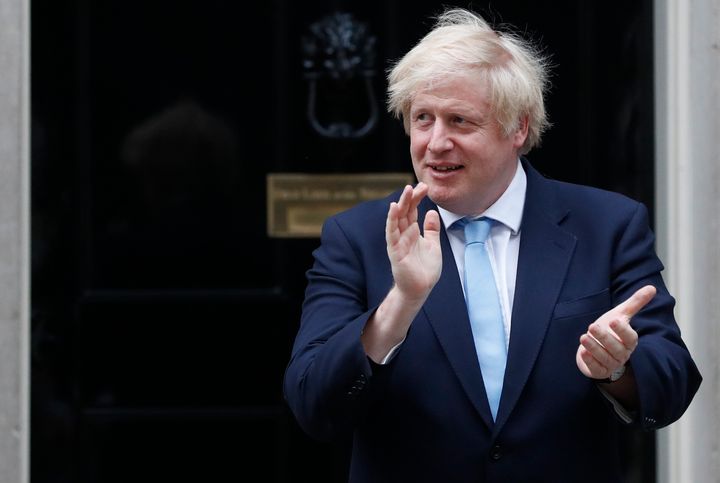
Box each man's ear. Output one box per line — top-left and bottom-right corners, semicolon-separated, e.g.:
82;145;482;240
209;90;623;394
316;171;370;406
512;116;529;148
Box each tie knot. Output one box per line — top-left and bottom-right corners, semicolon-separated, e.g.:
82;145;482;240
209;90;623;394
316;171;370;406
463;217;493;245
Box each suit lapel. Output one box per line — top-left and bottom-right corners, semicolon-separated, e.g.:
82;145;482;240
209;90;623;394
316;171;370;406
418;198;495;429
417;163;577;432
492;163;577;436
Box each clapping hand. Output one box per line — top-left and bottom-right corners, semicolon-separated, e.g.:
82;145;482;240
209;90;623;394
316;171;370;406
385;182;442;302
576;285;656;381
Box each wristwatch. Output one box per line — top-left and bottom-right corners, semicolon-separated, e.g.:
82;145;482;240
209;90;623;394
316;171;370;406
596;365;626;384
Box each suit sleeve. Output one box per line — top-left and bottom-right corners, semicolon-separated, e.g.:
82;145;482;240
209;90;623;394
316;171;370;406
611;202;702;429
283;215;381;442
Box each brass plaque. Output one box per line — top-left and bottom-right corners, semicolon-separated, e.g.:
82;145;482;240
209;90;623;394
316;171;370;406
267;173;415;238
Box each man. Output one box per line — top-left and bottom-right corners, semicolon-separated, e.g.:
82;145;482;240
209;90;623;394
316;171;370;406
284;8;701;482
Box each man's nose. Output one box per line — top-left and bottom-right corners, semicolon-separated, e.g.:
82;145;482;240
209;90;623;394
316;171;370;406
427;122;453;153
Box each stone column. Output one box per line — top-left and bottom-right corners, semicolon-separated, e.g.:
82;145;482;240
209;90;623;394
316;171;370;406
655;0;720;481
0;0;30;481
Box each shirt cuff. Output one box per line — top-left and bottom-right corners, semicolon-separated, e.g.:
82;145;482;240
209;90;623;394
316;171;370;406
597;385;635;424
378;338;406;365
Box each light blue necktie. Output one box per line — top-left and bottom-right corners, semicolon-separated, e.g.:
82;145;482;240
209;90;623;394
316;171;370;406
462;217;507;421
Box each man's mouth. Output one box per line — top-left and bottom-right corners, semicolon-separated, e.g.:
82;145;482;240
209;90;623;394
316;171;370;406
431;165;463;172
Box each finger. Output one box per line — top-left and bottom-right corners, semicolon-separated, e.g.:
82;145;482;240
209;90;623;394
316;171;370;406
609;319;639;351
394;185;412;231
386;202;400;246
580;333;620;370
395;185;413;213
423;209;441;243
407;182;429;226
617;285;657;319
587;324;627;366
578;344;609;378
576;347;592;378
395;185;414;231
410;182;429;206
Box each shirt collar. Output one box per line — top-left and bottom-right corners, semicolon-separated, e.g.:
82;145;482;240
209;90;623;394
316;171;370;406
437;159;526;235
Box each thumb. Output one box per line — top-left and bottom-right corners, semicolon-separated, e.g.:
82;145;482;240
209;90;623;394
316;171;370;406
422;210;441;242
618;285;657;318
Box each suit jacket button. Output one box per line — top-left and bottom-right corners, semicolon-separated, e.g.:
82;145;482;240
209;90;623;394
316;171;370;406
490;444;502;461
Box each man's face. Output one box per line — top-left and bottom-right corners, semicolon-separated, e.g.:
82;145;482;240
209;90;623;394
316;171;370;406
408;75;527;215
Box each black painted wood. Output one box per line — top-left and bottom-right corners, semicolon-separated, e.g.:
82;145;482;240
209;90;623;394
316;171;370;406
31;1;655;481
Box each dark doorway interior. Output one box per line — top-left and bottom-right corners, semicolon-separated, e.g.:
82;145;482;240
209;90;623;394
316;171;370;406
31;1;655;481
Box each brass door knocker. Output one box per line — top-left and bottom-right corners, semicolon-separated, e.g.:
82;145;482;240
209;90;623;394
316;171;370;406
302;12;378;139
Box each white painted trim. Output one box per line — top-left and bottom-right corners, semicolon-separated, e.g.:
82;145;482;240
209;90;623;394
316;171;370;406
655;0;720;482
20;0;30;478
0;0;30;479
654;1;692;482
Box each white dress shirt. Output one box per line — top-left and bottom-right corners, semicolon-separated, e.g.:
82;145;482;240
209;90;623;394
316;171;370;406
438;159;526;348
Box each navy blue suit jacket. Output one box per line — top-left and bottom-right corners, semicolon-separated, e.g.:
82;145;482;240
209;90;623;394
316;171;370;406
284;161;701;482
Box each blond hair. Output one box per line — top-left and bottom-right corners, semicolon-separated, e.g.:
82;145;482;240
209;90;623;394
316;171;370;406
387;9;551;154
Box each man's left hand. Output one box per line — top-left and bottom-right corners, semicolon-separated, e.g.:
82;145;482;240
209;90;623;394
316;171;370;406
576;285;656;381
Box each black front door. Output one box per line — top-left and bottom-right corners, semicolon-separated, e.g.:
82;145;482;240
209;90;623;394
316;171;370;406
31;1;655;481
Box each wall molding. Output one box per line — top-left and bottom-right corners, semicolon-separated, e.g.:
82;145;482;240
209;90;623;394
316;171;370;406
655;0;720;481
0;0;30;481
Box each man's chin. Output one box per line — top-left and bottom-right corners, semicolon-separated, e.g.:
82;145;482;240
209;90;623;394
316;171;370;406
426;188;458;211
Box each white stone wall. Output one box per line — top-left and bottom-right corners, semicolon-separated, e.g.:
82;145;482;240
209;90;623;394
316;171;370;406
0;0;29;481
655;0;720;481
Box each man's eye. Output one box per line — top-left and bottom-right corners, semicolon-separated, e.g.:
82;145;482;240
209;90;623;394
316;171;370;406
415;113;428;121
453;116;466;124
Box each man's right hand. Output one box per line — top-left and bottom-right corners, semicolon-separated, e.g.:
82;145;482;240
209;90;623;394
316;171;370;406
362;183;441;363
385;183;442;301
